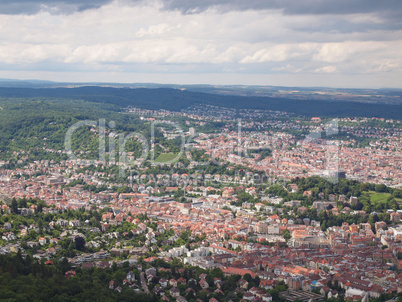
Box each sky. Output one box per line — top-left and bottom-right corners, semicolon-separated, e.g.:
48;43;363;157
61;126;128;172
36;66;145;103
0;0;401;88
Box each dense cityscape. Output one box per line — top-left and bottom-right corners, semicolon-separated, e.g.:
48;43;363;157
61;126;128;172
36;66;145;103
0;102;401;301
1;0;402;301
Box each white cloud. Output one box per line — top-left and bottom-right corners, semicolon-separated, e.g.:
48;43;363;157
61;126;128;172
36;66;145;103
314;66;337;73
272;64;302;73
0;0;401;87
312;41;386;63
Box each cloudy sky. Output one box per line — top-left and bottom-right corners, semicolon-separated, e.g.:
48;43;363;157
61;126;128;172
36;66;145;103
0;0;401;88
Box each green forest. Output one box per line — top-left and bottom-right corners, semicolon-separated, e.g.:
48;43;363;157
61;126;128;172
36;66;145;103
0;97;160;163
0;252;156;302
0;86;400;118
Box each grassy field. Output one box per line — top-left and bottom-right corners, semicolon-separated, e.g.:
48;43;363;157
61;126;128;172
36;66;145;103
368;191;402;203
154;153;180;163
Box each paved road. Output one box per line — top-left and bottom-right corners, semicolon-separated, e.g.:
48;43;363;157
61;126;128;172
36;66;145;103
140;272;150;294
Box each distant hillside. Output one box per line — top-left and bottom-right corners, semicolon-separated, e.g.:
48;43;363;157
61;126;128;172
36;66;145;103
0;86;400;118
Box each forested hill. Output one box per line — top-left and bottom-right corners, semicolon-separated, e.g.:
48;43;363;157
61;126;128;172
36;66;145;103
0;86;400;118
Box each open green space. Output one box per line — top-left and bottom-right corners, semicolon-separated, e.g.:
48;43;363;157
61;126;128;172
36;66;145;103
368;191;402;203
154;152;180;163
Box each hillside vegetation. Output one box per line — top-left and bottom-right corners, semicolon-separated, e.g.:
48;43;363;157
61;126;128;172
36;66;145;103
0;87;400;118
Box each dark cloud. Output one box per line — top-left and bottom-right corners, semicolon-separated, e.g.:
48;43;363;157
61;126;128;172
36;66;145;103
76;3;104;12
162;0;402;18
160;0;402;31
1;0;402;25
0;0;113;15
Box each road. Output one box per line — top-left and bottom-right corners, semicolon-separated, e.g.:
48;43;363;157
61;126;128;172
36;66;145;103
140;272;150;294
